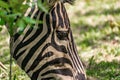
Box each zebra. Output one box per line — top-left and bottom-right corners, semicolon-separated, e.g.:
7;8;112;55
9;0;86;80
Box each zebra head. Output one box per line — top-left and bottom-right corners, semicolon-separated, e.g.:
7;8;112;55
9;1;86;80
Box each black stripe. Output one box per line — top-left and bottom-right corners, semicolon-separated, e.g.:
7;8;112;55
13;6;36;42
22;27;33;40
31;57;72;80
14;12;44;56
51;7;56;29
14;33;20;42
13;49;26;60
21;14;51;70
70;31;84;69
28;6;36;17
68;42;78;71
33;10;40;19
41;68;73;77
41;77;55;80
26;43;52;73
56;2;64;27
67;46;76;69
67;31;78;70
51;32;68;53
62;3;70;28
22;10;40;40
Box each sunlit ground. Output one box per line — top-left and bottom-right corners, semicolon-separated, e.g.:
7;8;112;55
0;0;120;80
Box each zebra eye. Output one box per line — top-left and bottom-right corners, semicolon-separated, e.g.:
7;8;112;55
56;30;69;40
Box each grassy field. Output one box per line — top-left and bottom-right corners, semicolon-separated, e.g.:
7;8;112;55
0;0;120;80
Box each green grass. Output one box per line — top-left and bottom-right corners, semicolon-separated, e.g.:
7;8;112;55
68;0;120;79
0;0;120;80
87;60;120;80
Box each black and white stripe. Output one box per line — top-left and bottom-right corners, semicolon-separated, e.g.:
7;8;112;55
10;0;86;80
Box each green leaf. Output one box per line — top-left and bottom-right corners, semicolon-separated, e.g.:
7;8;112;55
20;4;29;13
0;1;9;8
0;9;7;16
9;0;26;13
23;17;36;24
0;18;5;25
37;0;49;13
17;19;26;33
23;17;43;24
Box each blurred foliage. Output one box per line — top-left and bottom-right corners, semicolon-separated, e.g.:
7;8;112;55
67;0;120;79
0;0;48;36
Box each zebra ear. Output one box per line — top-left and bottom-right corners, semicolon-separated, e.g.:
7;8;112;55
62;0;76;4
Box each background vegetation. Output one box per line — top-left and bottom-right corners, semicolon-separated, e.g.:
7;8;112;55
0;0;120;80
